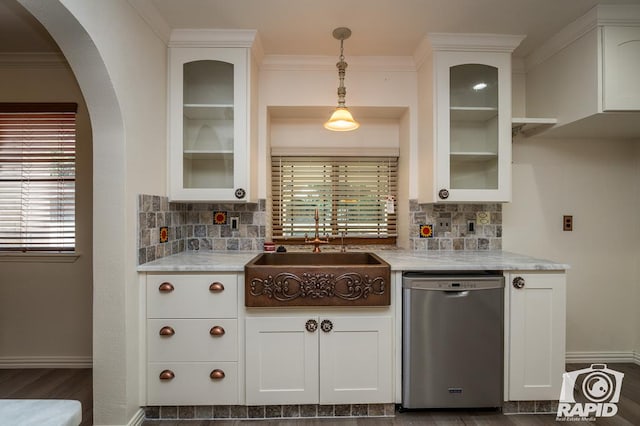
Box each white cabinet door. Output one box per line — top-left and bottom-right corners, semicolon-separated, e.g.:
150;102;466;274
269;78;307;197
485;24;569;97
433;51;512;203
602;26;640;111
168;47;250;202
245;316;319;404
508;272;566;401
319;316;393;404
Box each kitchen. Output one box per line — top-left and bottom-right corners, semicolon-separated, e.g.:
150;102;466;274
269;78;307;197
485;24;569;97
0;1;639;425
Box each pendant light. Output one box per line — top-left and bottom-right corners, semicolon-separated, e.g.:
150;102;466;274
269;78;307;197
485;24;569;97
324;27;360;131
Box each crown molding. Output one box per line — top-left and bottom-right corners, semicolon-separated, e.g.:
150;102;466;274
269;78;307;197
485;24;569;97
427;33;525;53
525;4;640;71
261;55;416;72
0;52;68;69
169;29;259;48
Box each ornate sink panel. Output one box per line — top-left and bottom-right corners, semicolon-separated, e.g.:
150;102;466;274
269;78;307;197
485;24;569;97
245;252;391;307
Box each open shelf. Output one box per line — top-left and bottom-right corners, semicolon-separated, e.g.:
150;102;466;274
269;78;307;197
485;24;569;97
511;117;557;137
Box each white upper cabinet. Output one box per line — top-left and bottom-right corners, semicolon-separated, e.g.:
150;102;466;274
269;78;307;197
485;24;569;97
417;34;524;203
525;5;640;138
602;25;640;111
168;30;259;202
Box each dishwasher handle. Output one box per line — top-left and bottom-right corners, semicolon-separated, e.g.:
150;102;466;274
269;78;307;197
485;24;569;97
443;290;469;297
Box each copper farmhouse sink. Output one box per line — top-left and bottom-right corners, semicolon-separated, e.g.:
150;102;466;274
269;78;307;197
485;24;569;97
245;252;391;307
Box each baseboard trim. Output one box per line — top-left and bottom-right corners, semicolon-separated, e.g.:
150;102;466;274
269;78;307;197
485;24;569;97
0;356;92;368
127;408;145;426
565;351;637;364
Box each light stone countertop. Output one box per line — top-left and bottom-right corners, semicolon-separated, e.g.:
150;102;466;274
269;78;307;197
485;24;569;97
137;250;569;272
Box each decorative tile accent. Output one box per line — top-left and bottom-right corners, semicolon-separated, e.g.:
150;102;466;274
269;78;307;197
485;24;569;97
248;406;265;418
159;226;168;243
148;404;396;420
419;224;434;238
409;200;502;251
335;404;351;416
194;405;213;419
501;400;557;414
213;211;227;225
138;195;267;264
282;404;300;418
265;405;282;418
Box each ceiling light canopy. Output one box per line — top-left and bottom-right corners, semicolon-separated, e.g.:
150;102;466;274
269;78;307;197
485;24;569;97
324;27;359;132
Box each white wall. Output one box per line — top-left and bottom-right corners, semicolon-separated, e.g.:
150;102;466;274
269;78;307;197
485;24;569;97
0;64;92;365
503;137;640;357
19;1;167;424
259;57;419;199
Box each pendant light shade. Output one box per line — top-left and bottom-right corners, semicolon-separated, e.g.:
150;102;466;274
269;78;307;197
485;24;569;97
324;27;359;132
324;107;360;131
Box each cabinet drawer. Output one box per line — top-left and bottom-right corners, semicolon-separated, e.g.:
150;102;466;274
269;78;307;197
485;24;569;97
147;273;237;318
148;319;237;362
147;362;238;405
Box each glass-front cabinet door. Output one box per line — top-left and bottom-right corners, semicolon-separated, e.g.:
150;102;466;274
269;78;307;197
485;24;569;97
168;48;248;201
434;52;512;202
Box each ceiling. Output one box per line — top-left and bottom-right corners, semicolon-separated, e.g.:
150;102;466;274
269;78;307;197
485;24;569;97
2;0;640;58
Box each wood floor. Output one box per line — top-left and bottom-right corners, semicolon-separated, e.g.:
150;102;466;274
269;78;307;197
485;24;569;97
0;368;92;426
1;364;639;425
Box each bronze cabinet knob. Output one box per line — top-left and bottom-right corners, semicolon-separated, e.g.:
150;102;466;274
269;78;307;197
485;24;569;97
512;276;525;289
159;370;175;380
320;319;333;333
158;282;174;292
210;369;225;379
438;189;450;200
209;282;225;293
159;326;175;336
305;319;318;333
209;326;225;336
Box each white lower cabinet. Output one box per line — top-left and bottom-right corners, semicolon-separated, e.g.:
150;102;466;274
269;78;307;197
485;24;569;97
506;272;566;401
145;272;241;406
246;314;393;405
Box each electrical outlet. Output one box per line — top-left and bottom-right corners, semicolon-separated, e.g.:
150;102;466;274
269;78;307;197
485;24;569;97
476;211;491;225
435;217;452;234
563;215;573;231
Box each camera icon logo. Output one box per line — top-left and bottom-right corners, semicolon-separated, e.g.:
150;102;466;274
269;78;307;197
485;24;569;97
557;364;624;420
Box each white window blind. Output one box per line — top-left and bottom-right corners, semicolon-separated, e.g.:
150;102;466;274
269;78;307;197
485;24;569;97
272;157;397;240
0;106;76;251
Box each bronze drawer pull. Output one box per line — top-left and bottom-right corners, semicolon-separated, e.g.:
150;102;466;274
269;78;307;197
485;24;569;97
159;370;175;380
158;282;174;293
209;326;225;336
209;282;225;292
210;369;225;380
159;326;175;336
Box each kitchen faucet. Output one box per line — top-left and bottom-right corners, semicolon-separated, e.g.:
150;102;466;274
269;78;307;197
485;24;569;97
304;208;329;252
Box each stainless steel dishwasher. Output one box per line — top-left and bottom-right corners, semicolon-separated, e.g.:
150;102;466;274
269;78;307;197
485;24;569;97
402;272;504;409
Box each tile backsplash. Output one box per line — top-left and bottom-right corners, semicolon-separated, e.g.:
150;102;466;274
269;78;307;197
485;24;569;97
138;194;266;265
138;195;502;264
409;199;502;251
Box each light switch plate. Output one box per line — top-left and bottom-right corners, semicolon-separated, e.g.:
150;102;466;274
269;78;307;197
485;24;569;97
230;217;239;230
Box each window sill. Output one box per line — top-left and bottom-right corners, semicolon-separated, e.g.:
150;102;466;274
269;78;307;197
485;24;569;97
0;252;80;263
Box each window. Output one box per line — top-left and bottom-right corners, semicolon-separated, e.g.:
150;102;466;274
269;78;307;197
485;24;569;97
272;157;397;243
0;104;77;252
